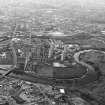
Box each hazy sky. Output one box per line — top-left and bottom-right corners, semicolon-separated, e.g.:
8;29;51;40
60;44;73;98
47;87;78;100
0;0;105;8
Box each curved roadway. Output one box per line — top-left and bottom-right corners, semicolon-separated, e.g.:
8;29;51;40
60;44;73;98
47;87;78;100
73;49;105;85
